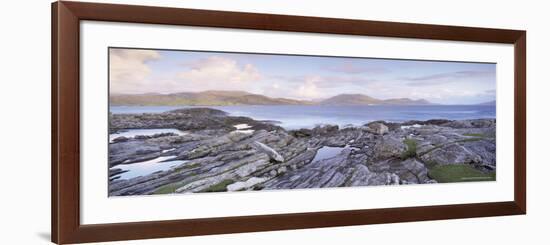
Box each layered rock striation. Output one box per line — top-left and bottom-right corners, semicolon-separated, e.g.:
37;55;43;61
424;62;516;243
108;108;496;196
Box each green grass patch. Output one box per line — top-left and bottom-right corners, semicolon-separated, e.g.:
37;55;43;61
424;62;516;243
153;183;179;194
423;160;438;169
428;164;495;183
400;138;418;159
200;179;235;193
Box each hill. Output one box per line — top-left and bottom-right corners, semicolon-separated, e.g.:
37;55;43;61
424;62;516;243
110;90;433;106
318;94;379;105
319;94;432;106
110;90;310;106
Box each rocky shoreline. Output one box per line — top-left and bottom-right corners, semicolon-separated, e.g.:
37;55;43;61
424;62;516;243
108;108;496;196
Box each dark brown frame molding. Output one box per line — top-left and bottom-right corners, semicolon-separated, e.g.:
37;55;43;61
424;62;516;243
52;1;526;244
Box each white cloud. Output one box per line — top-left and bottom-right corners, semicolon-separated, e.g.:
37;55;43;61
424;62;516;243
295;76;323;99
110;52;262;94
109;49;160;93
108;49;494;104
176;56;261;91
325;62;388;74
356;80;494;104
259;74;377;100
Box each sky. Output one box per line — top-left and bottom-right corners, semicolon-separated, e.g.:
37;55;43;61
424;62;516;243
109;48;496;105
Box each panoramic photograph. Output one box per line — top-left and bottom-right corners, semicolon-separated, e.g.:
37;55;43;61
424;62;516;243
108;47;497;196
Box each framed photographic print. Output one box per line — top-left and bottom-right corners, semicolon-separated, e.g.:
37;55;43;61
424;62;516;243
52;1;526;244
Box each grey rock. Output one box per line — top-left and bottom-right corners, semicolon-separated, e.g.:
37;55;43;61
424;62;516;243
109;168;128;177
368;158;430;184
107;107;496;196
366;122;389;135
252;141;285;162
372;136;406;160
110;108;282;133
290;128;313;138
402;119;452;126
261;148;353;189
312;124;339;136
420;143;482;165
112;136;129;143
442;119;495;129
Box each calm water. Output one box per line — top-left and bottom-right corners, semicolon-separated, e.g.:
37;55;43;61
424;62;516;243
111;156;189;180
109;128;186;142
110;105;496;130
312;145;360;163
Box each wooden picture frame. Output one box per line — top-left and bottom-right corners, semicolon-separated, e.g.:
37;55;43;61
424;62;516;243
51;1;526;244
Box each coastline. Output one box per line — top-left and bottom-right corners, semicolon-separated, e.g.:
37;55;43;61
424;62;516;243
108;108;496;196
110;104;496;130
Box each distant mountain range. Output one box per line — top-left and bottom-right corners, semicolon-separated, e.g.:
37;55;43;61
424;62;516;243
110;90;435;106
318;94;431;106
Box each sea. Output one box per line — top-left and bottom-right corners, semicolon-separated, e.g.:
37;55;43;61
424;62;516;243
110;105;496;130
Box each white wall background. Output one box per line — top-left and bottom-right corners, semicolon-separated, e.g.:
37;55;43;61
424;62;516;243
0;0;547;244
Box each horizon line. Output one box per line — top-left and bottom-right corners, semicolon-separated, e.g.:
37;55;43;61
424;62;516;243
109;89;495;106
